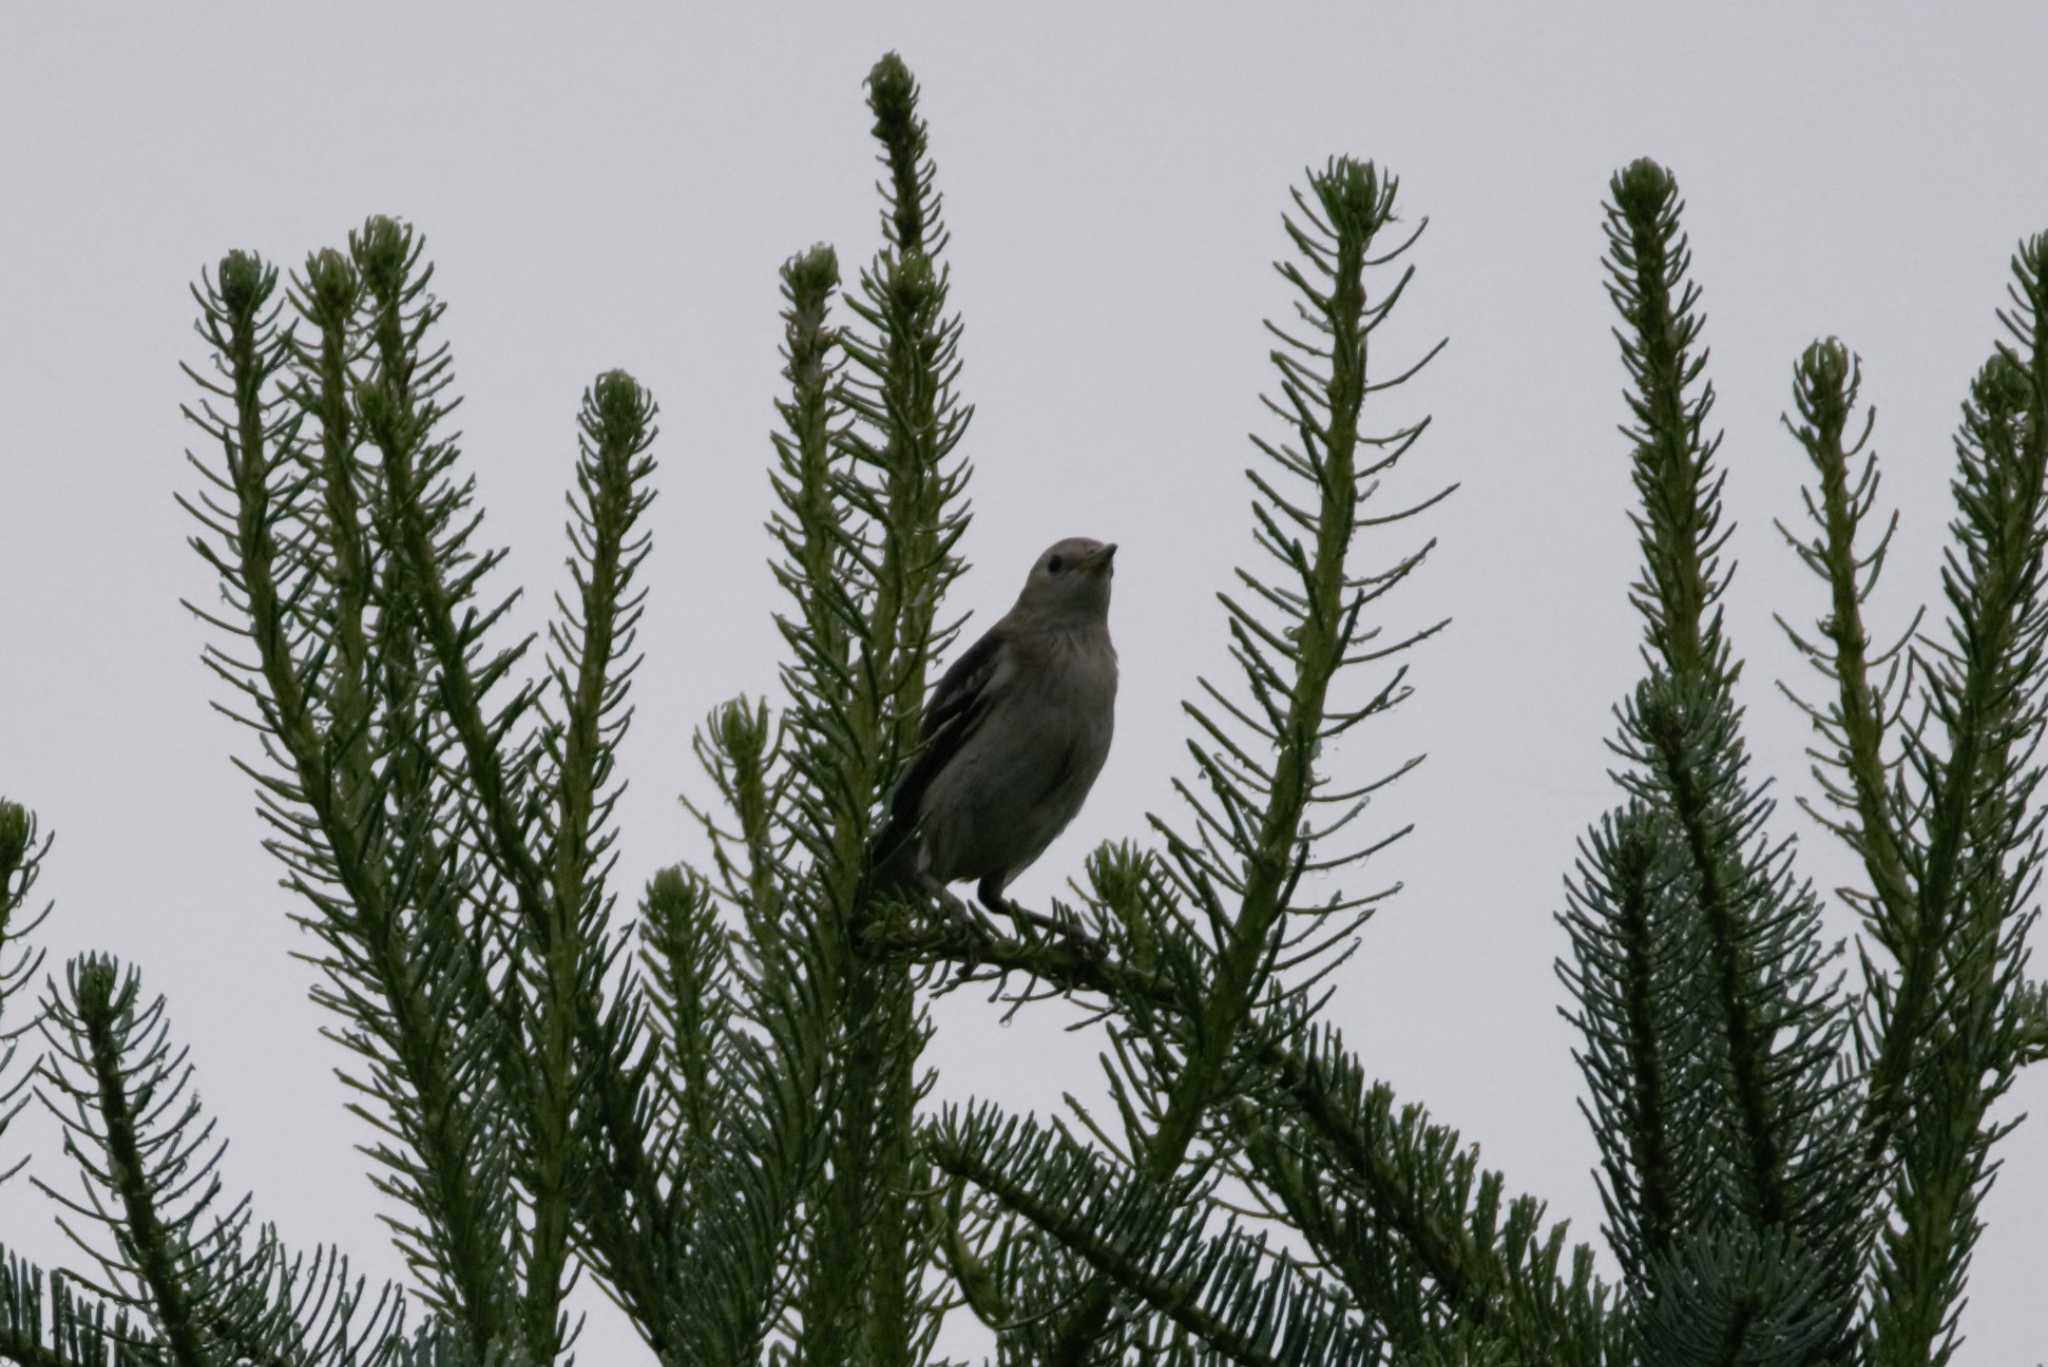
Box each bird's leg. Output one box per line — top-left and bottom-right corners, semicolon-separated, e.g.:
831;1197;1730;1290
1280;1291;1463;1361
913;877;982;981
978;875;1107;963
976;875;1016;919
924;875;968;918
926;874;990;941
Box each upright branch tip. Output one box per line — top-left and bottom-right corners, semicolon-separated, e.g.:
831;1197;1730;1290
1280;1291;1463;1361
72;952;123;1019
215;249;273;320
865;51;932;252
1797;337;1853;394
865;52;919;130
0;801;27;877
303;247;361;322
591;369;652;437
353;214;412;297
1970;349;2030;414
787;242;842;296
711;695;773;762
1614;158;1677;216
1315;157;1390;237
2019;230;2048;282
649;864;691;905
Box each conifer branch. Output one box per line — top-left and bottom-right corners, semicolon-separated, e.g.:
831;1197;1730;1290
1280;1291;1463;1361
1773;340;1918;947
1583;159;1866;1361
2;1255;148;1367
1864;233;2048;1366
660;908;837;1363
32;958;408;1366
1604;160;1735;688
1556;802;1707;1296
0;810;135;1367
515;368;658;1357
1;801;48;1193
927;1102;1378;1367
797;52;972;1366
1016;154;1451;1360
179;248;518;1348
870;888;1619;1359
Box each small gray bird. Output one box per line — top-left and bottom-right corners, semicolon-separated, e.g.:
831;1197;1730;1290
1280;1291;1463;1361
872;537;1119;916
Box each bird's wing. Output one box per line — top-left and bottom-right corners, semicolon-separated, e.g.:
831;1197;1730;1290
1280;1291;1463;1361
886;621;1013;831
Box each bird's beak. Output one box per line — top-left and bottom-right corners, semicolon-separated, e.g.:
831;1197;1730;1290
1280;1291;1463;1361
1094;543;1119;572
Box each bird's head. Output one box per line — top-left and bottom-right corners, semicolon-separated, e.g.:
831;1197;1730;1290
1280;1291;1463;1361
1013;537;1117;626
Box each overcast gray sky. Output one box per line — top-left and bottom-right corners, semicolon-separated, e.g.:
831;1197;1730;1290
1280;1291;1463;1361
4;1;2045;1361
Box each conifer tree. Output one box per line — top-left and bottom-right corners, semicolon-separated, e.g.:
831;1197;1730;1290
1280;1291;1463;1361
3;51;2043;1367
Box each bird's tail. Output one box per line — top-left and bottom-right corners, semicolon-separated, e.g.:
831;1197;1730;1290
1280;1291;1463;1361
860;815;922;905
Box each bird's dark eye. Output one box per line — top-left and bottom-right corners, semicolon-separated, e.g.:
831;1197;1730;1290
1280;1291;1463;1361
1047;555;1065;575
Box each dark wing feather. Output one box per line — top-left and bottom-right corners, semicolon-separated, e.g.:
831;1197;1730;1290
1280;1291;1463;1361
887;622;1010;832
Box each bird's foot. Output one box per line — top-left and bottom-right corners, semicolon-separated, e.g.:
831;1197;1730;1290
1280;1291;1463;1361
929;880;993;944
1005;900;1108;964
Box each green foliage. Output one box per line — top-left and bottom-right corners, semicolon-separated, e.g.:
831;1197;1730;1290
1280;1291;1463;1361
3;53;2044;1367
1;801;45;1193
1580;174;1874;1345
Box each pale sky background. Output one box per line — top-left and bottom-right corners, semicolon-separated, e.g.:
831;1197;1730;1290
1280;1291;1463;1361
3;2;2045;1361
